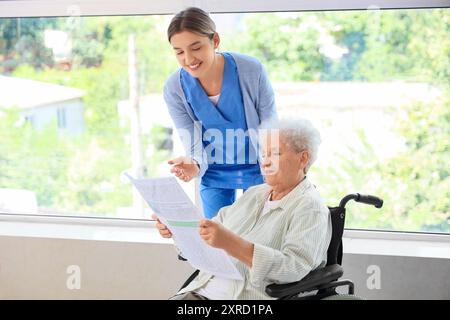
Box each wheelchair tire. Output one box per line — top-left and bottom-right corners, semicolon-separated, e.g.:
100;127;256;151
322;294;364;300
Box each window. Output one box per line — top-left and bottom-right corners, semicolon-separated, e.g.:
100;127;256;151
24;114;34;125
217;9;448;234
0;13;181;219
57;107;66;129
0;1;448;234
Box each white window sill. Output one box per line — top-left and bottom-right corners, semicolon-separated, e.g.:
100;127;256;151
0;214;449;259
343;229;450;259
0;213;173;245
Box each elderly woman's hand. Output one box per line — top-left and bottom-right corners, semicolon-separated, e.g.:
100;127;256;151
198;219;232;249
199;219;255;267
152;214;173;238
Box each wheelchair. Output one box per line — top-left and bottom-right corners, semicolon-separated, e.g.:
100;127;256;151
178;193;383;300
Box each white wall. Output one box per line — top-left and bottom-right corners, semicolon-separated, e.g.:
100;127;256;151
63;100;86;134
22;99;85;135
0;234;449;299
0;235;194;299
341;254;450;299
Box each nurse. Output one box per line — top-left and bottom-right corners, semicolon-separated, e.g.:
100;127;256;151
164;7;277;218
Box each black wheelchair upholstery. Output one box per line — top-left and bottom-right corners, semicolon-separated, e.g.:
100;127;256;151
178;193;383;300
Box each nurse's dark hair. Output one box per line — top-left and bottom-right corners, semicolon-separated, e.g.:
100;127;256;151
167;7;216;42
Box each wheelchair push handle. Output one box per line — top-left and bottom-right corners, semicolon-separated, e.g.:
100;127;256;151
339;193;383;208
356;193;383;208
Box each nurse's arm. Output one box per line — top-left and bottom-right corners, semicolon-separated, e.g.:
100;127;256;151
164;83;208;177
257;63;277;122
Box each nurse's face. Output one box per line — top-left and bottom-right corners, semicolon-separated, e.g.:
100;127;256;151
170;30;220;79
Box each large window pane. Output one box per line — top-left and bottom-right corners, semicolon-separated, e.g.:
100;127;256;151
0;15;185;219
218;9;449;233
0;8;448;233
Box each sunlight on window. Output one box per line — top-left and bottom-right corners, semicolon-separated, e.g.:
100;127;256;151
0;9;448;233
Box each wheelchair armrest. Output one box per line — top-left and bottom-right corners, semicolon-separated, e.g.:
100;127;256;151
265;264;344;298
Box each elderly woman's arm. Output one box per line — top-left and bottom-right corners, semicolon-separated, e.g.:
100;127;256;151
199;197;331;286
249;199;331;286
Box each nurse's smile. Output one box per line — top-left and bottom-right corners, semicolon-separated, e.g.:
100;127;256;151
188;62;202;71
170;30;220;80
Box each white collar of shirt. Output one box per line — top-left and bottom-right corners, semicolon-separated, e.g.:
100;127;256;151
257;176;311;214
208;94;220;106
261;197;282;216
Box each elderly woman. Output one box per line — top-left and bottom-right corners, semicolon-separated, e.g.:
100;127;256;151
154;118;331;300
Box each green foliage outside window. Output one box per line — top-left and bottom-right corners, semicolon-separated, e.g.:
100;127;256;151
0;10;448;231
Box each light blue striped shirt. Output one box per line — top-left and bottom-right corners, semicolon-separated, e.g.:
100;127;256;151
176;177;332;300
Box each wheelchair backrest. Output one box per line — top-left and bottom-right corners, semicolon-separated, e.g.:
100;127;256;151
326;206;346;266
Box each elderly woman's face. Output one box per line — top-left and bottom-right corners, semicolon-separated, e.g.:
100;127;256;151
260;134;308;187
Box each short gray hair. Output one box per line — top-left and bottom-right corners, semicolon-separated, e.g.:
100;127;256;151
259;118;321;172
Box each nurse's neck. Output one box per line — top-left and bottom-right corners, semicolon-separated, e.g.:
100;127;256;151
198;53;224;96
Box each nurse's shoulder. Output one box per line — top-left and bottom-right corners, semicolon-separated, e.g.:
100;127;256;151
228;52;266;76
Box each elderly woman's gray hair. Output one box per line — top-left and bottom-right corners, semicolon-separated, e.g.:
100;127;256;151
259;118;321;172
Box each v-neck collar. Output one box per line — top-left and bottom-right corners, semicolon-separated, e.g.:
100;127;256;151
256;177;312;213
181;53;234;125
182;53;229;107
198;53;229;109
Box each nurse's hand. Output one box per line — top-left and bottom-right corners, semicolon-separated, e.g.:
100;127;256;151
168;156;200;182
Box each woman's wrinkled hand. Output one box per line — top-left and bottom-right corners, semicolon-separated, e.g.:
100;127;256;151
198;219;231;249
152;214;172;238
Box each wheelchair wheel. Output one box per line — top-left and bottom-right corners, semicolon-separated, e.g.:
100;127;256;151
322;294;364;300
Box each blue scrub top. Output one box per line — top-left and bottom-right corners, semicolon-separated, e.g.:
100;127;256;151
180;53;264;189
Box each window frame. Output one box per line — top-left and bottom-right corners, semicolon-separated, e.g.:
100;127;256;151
0;0;448;18
0;0;448;237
